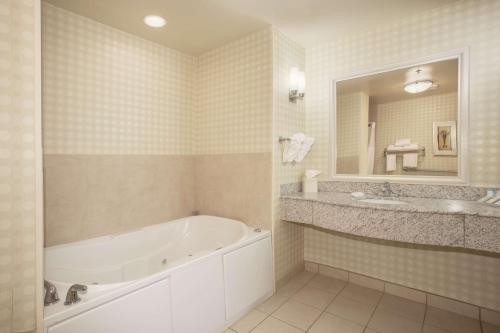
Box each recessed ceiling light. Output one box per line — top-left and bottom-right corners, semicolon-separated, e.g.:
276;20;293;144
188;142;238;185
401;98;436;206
143;15;167;28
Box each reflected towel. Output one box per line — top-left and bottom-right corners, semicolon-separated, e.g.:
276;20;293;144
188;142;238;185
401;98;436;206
395;139;411;147
386;154;396;172
403;152;418;168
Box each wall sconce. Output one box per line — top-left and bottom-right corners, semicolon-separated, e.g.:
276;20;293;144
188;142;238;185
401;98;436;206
289;67;305;103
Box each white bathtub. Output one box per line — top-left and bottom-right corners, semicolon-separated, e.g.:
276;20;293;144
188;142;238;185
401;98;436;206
44;216;273;333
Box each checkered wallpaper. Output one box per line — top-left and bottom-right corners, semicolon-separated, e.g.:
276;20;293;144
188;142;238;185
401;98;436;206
304;0;500;312
272;29;306;283
305;0;500;188
42;3;197;155
196;28;273;154
0;0;38;331
305;228;500;311
373;92;458;175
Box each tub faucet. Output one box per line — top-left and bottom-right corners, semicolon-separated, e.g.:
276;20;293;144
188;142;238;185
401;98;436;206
44;280;60;306
64;284;88;305
380;182;393;197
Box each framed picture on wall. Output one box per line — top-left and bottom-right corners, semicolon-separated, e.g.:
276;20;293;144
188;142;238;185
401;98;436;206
433;121;457;156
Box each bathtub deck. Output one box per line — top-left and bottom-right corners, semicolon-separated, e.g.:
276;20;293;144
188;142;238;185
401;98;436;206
224;270;499;333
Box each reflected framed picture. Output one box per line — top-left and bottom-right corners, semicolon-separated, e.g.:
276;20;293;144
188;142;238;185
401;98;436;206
433;121;457;155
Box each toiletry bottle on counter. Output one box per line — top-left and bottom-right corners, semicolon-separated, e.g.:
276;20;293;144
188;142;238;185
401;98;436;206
302;169;321;193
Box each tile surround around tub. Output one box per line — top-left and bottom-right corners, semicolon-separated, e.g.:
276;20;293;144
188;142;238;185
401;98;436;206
45;152;273;246
195;153;273;230
44;154;196;246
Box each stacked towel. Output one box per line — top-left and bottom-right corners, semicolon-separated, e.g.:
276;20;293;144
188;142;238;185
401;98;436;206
395;138;411;147
385;141;420;171
386;154;396;172
283;133;315;163
403;152;418;168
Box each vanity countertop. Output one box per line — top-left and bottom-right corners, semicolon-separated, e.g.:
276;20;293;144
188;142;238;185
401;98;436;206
281;191;500;219
280;191;500;254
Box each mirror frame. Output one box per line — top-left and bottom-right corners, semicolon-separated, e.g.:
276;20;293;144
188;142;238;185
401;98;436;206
329;48;469;185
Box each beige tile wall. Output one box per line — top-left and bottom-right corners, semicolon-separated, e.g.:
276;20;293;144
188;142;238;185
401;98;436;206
303;0;500;313
41;3;199;247
44;155;195;246
41;6;287;285
0;0;40;331
373;93;458;175
272;29;306;285
194;153;272;230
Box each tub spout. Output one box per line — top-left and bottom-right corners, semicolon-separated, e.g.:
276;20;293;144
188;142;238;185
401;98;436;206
64;284;88;305
44;280;60;306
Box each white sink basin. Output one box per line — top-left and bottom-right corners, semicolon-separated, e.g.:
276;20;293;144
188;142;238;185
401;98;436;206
359;198;407;205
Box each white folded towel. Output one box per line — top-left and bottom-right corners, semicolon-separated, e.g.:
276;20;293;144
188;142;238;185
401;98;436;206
395;139;411;147
386;154;396;172
295;136;314;162
387;144;403;151
403;153;418;168
388;143;418;152
403;143;418;150
282;133;314;163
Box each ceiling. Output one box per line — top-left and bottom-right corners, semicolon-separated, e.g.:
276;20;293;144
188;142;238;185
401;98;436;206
337;58;459;104
43;0;457;55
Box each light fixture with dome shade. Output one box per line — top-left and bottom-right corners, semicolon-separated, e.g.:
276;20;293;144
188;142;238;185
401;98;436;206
404;68;433;94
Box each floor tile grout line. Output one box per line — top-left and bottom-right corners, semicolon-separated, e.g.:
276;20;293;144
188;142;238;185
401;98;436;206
257;270;495;333
267;272;319;332
304;273;350;332
364;287;384;332
420;303;429;333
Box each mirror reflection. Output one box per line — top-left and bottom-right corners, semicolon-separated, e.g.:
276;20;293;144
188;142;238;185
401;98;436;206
335;58;459;177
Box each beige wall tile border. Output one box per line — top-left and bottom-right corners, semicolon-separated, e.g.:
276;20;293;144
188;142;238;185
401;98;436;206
305;260;500;323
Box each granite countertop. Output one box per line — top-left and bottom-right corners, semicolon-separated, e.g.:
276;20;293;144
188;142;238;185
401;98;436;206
280;191;500;253
281;191;500;219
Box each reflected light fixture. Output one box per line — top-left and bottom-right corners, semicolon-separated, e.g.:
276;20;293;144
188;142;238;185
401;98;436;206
144;15;167;28
289;67;306;103
404;68;433;94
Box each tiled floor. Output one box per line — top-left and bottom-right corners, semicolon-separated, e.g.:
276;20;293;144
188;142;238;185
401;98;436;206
224;271;500;333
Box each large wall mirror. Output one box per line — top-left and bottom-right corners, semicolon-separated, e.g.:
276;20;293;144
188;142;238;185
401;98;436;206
331;50;468;183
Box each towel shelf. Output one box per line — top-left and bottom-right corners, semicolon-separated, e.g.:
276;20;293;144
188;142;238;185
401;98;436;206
384;146;425;157
402;167;456;173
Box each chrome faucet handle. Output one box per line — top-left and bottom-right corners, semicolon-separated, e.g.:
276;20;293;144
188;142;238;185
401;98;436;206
44;280;60;306
380;182;392;197
64;284;87;305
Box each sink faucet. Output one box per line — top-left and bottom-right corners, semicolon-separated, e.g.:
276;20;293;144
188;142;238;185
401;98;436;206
64;284;88;305
44;280;60;306
380;182;393;197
